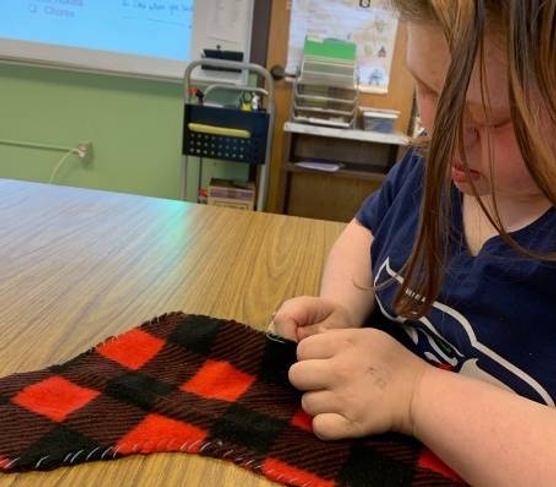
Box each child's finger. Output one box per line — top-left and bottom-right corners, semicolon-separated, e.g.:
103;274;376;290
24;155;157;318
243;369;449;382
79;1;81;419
288;359;333;391
312;412;363;441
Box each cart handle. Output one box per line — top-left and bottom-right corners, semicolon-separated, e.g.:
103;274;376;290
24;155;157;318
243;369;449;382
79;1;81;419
183;59;275;108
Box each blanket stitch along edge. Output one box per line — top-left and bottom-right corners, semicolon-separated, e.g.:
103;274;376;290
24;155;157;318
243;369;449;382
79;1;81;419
0;312;465;486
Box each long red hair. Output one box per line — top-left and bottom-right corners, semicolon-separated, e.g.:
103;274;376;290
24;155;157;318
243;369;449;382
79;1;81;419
390;0;556;318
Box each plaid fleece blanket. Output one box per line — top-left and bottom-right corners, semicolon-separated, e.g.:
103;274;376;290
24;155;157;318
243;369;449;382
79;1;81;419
0;312;465;485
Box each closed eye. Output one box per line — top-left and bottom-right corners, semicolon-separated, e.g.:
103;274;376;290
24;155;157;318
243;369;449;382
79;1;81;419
486;119;512;131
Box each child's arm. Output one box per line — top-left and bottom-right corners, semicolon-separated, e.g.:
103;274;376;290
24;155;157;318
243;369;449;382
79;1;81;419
413;362;556;486
319;218;375;323
271;218;375;340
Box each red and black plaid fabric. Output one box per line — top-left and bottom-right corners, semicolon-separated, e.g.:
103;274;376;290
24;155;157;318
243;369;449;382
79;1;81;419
0;312;465;486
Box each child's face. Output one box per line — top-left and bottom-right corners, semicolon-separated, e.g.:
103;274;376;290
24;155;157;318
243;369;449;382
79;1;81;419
407;24;545;203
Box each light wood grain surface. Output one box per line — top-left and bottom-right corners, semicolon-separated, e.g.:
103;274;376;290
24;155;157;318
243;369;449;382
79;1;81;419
0;179;345;487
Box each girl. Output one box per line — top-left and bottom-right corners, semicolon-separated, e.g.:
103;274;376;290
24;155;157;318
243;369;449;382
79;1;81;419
271;1;556;484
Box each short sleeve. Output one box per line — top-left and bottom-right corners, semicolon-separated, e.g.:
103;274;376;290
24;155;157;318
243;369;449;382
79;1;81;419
355;149;424;234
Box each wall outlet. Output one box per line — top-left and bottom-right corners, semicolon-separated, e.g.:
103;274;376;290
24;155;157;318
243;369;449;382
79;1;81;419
76;141;93;162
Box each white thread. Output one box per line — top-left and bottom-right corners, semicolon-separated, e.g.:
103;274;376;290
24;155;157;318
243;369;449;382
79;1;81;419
35;456;50;469
85;447;100;461
63;453;73;463
265;331;287;344
100;447;113;460
183;440;194;451
199;442;212;453
3;458;20;470
70;450;84;464
69;450;84;464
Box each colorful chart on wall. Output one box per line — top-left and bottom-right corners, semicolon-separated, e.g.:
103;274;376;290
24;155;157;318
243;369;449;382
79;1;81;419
286;0;399;94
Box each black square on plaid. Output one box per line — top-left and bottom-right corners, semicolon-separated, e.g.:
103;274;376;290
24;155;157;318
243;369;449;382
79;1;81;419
18;425;101;471
105;371;175;410
168;315;223;355
258;336;298;386
337;442;415;486
209;403;287;456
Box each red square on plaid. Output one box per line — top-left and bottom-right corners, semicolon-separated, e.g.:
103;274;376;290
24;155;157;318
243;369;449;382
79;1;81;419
181;359;255;402
12;376;100;422
116;413;207;454
263;457;335;487
97;329;164;370
419;448;462;482
290;409;313;432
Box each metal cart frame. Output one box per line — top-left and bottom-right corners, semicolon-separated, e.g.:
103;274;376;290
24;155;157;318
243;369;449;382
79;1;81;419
181;59;275;211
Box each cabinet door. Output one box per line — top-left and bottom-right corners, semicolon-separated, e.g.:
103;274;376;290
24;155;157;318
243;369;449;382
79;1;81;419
287;172;383;222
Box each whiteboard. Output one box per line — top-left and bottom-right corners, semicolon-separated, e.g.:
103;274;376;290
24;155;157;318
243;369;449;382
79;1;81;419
0;0;254;82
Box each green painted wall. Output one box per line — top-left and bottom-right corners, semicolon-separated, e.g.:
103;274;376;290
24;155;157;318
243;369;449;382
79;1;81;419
0;63;247;201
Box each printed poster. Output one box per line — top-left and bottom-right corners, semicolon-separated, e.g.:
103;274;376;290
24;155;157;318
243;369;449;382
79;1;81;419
286;0;399;93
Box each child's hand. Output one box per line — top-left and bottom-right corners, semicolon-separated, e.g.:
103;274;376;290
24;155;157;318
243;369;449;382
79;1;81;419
288;327;430;439
269;296;356;342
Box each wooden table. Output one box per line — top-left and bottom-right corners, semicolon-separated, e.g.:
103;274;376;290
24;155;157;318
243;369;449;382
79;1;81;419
0;179;345;487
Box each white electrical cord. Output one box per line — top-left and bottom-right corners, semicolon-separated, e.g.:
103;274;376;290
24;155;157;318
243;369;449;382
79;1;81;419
48;148;79;183
0;138;85;185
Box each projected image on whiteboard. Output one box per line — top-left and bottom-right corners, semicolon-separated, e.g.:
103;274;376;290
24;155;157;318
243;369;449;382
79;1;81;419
0;0;194;61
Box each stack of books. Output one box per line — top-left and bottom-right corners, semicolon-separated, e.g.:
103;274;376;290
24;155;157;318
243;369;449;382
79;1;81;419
292;37;359;128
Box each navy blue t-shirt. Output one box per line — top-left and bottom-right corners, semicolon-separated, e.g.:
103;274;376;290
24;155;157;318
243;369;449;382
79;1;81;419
356;149;556;405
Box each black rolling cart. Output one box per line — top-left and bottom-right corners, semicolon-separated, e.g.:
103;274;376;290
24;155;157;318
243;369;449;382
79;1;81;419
181;59;275;211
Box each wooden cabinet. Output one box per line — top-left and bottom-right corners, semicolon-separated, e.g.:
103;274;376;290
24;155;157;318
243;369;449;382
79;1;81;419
278;122;408;222
264;8;415;213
